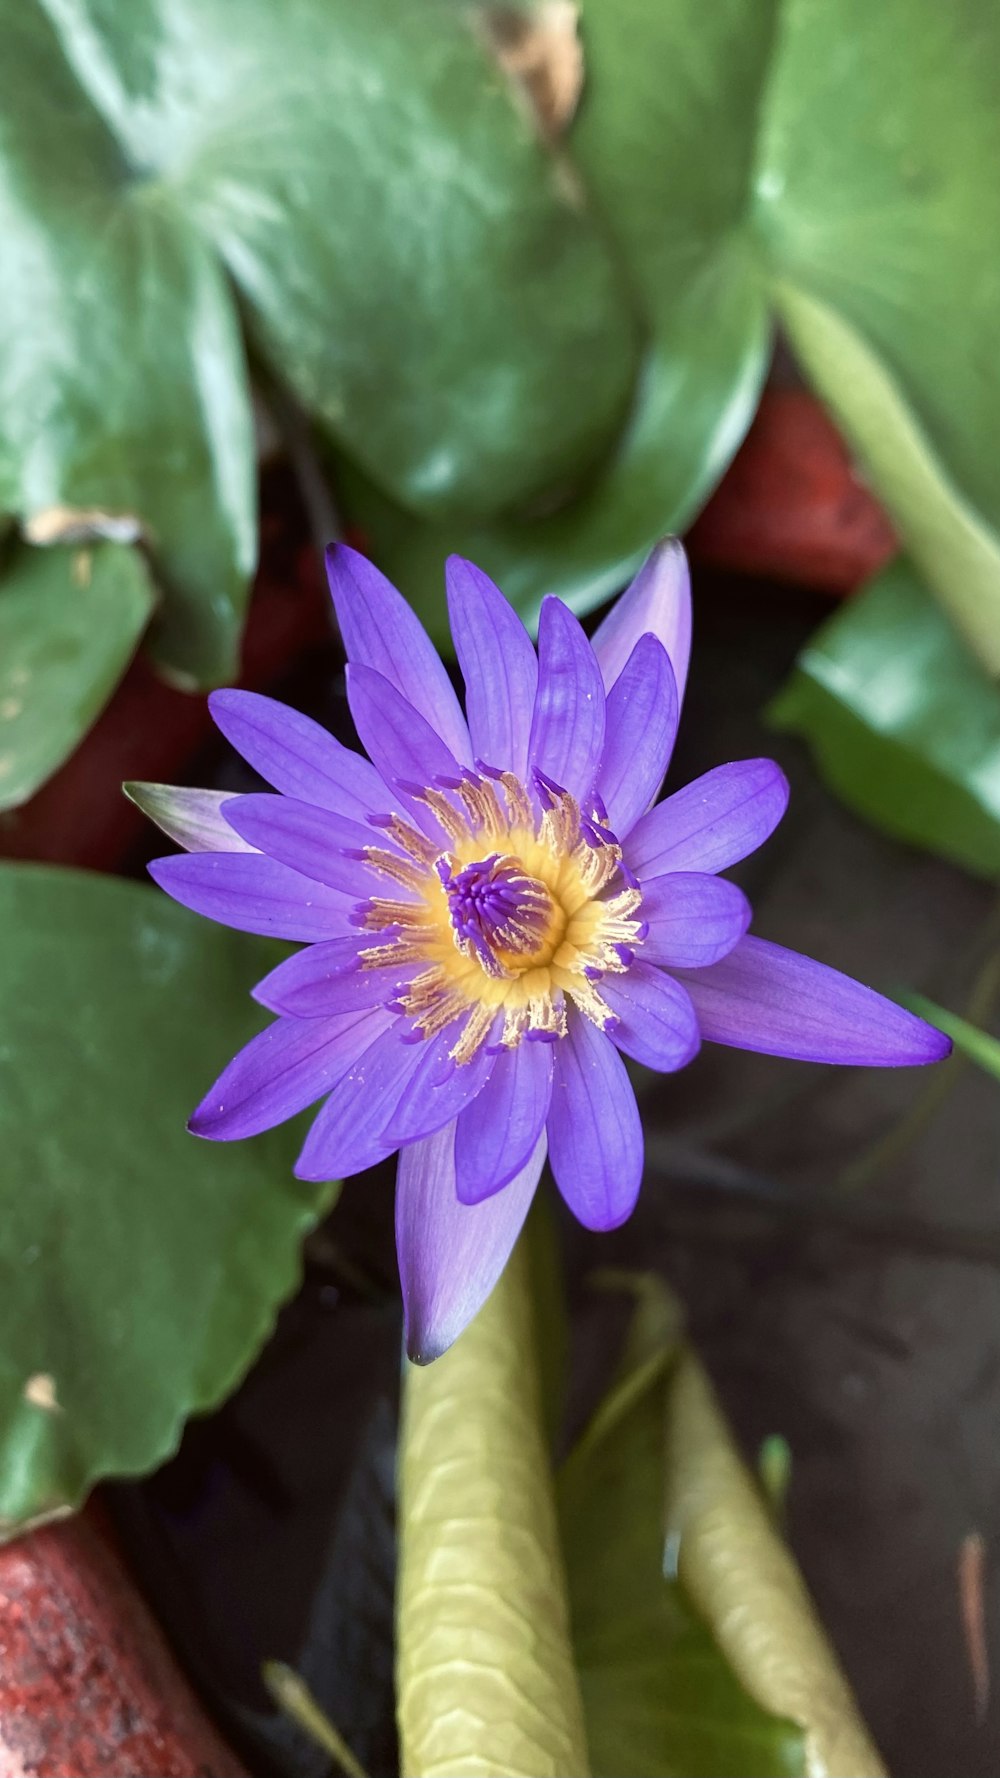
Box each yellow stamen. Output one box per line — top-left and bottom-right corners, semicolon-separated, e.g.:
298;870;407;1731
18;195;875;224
359;771;644;1064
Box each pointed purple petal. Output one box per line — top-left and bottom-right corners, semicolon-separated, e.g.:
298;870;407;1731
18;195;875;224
294;1022;423;1181
528;597;606;804
222;794;395;896
625;760;790;877
148;852;355;942
326;542;471;764
346;663;464;839
547;1012;642;1231
446;555;538;778
386;1025;498;1144
591;538;692;703
676;936;953;1066
601;964;700;1072
397;1122;546;1363
640;871;751;967
124;783;254;854
253;937;413;1017
208;689;392;821
596;634;678;837
189;1008;388;1139
454;1039;554;1204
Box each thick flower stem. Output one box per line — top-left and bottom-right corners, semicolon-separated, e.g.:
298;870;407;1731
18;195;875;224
396;1235;590;1778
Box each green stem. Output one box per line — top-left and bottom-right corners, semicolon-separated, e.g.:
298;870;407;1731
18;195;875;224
396;1235;590;1778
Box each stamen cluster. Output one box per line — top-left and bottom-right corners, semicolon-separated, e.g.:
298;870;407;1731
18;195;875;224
356;765;645;1062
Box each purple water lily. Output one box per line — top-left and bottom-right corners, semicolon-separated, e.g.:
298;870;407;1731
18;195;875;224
135;542;949;1361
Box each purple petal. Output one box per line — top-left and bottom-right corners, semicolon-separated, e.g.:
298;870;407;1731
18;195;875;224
189;1007;388;1139
386;1023;498;1144
124;783;254;854
346;663;464;838
397;1122;546;1362
596;634;678;837
326;542;472;764
209;689;392;821
446;555;538;778
148;852;355;942
222;794;394;896
601;964;701;1072
528;597;606;803
640;871;751;967
625;760;790;877
454;1039;554;1204
547;1012;643;1231
294;1022;423;1181
591;538;692;703
676;936;953;1066
253;937;413;1017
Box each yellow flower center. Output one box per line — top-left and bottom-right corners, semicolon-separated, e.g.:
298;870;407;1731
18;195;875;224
355;768;644;1062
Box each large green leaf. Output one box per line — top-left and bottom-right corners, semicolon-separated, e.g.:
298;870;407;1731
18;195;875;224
769;559;1000;878
26;0;637;527
0;1;256;686
0;541;155;813
0;865;332;1533
347;0;1000;662
558;1284;806;1778
397;1234;590;1777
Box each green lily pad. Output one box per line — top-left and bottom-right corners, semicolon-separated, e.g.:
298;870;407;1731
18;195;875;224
10;0;637;558
0;865;333;1533
343;0;774;632
347;0;1000;664
0;541;155;814
0;2;256;686
769;558;1000;879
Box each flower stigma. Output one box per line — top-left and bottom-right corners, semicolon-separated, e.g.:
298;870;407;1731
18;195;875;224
354;765;645;1062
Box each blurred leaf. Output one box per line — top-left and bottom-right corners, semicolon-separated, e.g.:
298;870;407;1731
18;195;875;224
904;995;1000;1081
665;1350;886;1777
396;1235;590;1777
0;541;154;812
0;3;256;685
770;558;1000;878
0;865;332;1533
30;0;637;528
763;0;1000;670
558;1283;806;1778
349;0;1000;661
